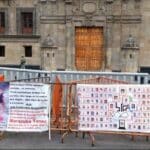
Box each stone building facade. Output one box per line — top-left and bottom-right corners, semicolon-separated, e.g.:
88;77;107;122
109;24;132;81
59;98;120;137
0;0;150;73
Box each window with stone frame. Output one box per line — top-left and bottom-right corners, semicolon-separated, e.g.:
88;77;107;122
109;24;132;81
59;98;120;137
0;12;5;34
0;46;5;57
17;8;35;35
24;46;32;57
21;12;33;34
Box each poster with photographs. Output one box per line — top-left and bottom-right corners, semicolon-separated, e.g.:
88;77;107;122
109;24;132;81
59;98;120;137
77;84;150;132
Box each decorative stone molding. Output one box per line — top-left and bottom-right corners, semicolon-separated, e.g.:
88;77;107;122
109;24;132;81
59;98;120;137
0;35;40;42
135;0;141;2
134;0;141;9
39;0;56;3
40;0;47;2
121;34;140;72
50;0;56;3
72;6;80;14
99;6;106;15
122;34;139;50
106;0;114;4
0;8;8;35
41;46;58;70
122;0;129;4
122;46;139;51
107;15;142;24
3;0;16;6
82;14;94;26
33;0;39;5
16;8;36;35
40;16;66;24
42;34;56;47
65;0;72;4
82;2;97;14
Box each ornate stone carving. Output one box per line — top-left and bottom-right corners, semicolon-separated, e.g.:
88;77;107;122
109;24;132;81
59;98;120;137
72;0;80;15
121;34;140;72
134;0;141;9
42;34;54;47
65;0;72;4
39;0;56;3
83;14;94;26
72;6;79;14
122;34;139;49
5;0;16;6
106;0;114;4
82;2;96;13
39;0;47;2
122;0;129;4
99;6;106;15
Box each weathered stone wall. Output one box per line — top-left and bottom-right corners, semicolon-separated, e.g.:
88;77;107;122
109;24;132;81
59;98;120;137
0;0;150;72
0;0;41;68
140;0;150;67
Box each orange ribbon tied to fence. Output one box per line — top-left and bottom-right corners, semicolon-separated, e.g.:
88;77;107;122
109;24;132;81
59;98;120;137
0;74;4;82
52;76;63;126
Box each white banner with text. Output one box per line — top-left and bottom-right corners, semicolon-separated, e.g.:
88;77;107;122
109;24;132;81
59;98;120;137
0;82;50;132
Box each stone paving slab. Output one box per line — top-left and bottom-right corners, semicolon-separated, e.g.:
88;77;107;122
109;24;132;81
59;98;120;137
0;131;150;149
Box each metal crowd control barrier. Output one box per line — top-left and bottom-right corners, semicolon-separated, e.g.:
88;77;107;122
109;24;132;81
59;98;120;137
0;67;150;145
58;76;129;145
0;67;149;84
11;77;51;84
63;77;150;146
0;67;51;81
49;76;129;141
50;71;150;84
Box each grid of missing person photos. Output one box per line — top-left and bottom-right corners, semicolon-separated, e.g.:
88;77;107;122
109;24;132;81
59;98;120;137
77;84;150;132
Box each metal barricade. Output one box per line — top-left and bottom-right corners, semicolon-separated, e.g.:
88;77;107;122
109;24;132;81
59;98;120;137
58;76;129;144
0;67;149;84
0;67;150;144
62;77;150;146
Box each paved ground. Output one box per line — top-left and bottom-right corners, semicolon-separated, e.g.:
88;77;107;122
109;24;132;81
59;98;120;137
0;131;150;149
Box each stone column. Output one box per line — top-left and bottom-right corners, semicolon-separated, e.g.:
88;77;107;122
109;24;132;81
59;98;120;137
121;47;139;72
65;21;73;70
121;35;140;72
41;46;57;71
106;48;112;70
65;0;74;70
41;34;57;71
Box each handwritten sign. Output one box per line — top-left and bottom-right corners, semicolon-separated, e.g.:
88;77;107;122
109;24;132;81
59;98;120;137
7;82;50;132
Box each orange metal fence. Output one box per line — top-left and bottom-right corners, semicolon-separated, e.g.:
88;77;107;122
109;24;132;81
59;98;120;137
50;76;129;144
59;77;149;146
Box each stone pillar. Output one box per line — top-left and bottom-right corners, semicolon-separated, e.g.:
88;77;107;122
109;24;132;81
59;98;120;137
41;34;57;71
121;34;140;72
106;48;112;70
121;47;139;72
41;46;57;71
65;0;74;70
65;21;73;70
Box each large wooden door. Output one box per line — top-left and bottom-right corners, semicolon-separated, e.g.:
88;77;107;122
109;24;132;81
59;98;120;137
75;27;104;71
